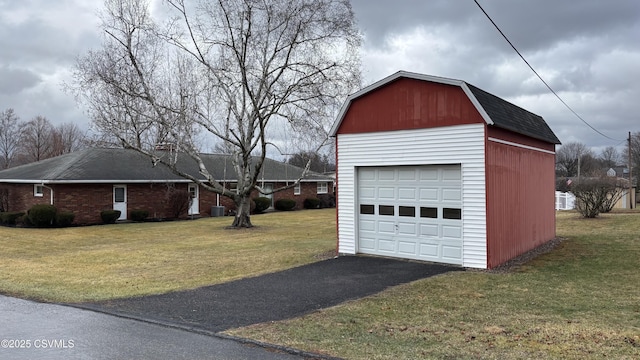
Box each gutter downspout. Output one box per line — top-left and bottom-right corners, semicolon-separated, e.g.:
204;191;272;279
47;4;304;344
42;183;54;205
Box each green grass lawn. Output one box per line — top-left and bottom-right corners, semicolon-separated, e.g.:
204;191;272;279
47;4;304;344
2;208;639;358
226;211;640;359
0;209;336;302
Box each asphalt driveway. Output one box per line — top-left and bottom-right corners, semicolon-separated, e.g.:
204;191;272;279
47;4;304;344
74;256;458;334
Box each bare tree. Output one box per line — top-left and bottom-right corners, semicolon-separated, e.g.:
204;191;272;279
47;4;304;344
600;146;620;168
0;108;21;168
71;0;361;228
51;122;86;156
556;141;596;177
287;150;335;173
18;115;55;163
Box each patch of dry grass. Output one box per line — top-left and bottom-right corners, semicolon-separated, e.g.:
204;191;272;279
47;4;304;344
227;210;640;359
0;209;336;302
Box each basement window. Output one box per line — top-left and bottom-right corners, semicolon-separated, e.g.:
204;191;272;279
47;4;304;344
34;184;44;197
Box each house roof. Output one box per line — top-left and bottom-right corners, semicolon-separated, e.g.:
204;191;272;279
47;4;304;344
0;148;332;184
330;71;561;144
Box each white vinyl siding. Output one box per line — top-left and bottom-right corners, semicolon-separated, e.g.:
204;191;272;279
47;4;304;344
336;123;487;269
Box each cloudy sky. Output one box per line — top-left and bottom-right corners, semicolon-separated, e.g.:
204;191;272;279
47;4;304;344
1;0;639;155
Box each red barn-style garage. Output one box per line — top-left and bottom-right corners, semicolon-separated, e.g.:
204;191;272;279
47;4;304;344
330;71;561;269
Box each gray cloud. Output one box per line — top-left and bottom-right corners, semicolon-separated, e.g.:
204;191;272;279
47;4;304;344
351;0;640;150
0;66;41;94
0;0;99;126
0;0;637;153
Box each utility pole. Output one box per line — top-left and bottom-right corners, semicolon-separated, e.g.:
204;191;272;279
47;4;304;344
629;132;634;209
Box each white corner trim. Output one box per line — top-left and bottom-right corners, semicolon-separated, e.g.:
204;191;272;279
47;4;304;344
488;137;556;155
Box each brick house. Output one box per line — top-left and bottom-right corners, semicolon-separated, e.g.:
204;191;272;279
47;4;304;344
0;148;334;224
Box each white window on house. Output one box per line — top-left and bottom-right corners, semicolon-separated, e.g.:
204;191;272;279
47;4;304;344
317;182;328;194
294;183;301;195
34;184;44;197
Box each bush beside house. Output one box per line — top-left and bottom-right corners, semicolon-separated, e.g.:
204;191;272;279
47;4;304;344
304;197;321;209
253;197;271;214
0;211;24;225
130;209;150;222
100;210;121;224
275;199;296;211
55;211;75;227
28;204;58;227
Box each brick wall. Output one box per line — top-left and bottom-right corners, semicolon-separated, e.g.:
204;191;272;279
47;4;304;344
198;181;334;214
2;184;52;213
0;179;334;225
54;184;113;224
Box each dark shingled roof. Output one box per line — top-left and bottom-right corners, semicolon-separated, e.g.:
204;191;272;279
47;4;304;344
0;148;332;183
465;83;561;144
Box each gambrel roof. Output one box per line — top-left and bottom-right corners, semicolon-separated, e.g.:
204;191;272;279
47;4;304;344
0;148;331;184
330;71;561;144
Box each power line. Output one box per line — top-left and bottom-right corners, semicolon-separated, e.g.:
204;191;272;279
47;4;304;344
473;0;622;142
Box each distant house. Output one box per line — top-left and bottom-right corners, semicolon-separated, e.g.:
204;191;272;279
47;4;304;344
607;166;630;179
0;148;333;224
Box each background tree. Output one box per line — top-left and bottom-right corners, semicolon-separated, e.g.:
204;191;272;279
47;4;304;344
0;108;21;169
51;122;86;156
18;116;55;163
287;151;335;173
556;141;597;177
71;0;361;228
599;146;620;169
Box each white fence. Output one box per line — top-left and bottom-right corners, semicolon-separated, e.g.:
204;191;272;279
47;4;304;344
555;191;576;210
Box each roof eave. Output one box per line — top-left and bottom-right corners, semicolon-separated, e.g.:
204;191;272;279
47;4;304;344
491;123;562;145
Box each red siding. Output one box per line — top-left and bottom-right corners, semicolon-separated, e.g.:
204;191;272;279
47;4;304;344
337;78;484;134
488;126;556;153
485;131;556;268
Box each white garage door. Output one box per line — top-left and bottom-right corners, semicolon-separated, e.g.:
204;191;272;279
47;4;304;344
357;165;463;265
